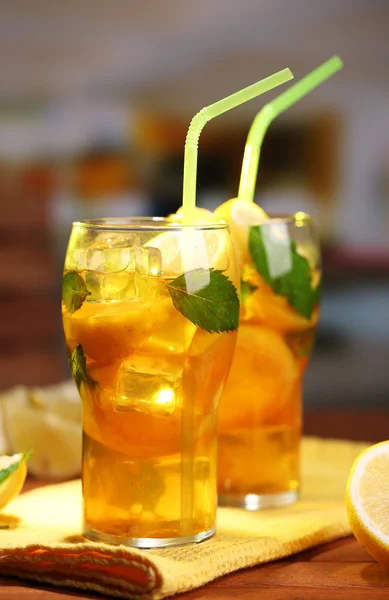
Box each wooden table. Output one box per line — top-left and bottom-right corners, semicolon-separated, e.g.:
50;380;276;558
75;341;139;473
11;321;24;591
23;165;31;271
1;409;389;599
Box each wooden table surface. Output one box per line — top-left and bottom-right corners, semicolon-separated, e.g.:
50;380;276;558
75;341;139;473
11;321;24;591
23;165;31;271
1;409;389;599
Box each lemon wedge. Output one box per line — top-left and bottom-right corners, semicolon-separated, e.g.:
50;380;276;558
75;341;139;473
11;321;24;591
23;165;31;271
1;382;82;479
214;198;268;263
346;441;389;567
0;453;28;511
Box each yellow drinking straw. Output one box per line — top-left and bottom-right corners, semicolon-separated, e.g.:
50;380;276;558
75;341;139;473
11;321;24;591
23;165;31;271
182;68;293;225
179;67;293;536
238;56;343;203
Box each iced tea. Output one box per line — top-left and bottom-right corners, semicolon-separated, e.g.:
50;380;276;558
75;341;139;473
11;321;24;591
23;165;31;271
216;210;320;508
62;218;239;546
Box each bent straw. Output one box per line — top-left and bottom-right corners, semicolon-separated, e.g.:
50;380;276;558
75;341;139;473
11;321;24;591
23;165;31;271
238;56;343;203
182;68;293;224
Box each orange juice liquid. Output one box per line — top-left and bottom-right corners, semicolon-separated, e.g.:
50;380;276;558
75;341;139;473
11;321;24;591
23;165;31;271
63;275;236;543
218;266;318;507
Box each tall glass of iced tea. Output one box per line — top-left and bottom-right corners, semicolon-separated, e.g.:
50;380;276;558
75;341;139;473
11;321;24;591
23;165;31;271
62;218;239;547
216;209;320;509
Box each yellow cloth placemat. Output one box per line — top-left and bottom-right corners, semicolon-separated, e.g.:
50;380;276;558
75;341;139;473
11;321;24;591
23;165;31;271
0;437;367;599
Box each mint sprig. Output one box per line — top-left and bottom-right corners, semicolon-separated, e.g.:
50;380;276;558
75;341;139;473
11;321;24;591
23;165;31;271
249;226;318;319
62;271;90;314
166;268;239;333
0;452;31;486
69;345;96;391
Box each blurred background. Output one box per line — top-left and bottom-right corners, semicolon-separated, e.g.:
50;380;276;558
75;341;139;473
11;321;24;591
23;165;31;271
0;0;388;417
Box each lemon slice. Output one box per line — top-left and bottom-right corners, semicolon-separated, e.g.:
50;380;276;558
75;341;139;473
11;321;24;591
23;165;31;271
148;206;228;275
218;324;298;430
346;441;389;567
63;295;175;364
0;453;28;511
214;198;268;263
244;283;318;333
1;383;82;479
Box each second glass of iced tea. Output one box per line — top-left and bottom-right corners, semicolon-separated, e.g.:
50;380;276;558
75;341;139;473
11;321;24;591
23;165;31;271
62;218;239;547
217;211;320;509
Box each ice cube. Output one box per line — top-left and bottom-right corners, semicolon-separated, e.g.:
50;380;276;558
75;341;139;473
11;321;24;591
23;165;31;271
85;270;135;302
135;247;162;277
141;318;197;355
84;246;164;302
84;271;101;302
65;249;86;271
100;272;134;301
84;246;137;301
134;273;165;302
132;247;164;300
114;355;183;416
86;246;134;273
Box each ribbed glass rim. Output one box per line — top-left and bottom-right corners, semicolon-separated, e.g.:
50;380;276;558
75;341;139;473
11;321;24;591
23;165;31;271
73;217;229;232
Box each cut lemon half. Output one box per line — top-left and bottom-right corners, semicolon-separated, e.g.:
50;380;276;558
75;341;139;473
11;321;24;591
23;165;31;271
148;206;228;275
214;198;268;263
0;453;28;511
346;441;389;567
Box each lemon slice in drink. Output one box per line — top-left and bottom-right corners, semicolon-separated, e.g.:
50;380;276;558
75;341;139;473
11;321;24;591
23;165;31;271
218;324;298;430
0;453;28;511
148;206;228;276
214;198;268;263
244;277;318;333
346;441;389;567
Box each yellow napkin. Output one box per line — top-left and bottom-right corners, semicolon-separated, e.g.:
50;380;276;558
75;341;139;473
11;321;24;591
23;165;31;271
0;437;367;599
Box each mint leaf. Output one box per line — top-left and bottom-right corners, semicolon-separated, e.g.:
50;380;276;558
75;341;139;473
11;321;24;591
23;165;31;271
249;226;318;319
0;452;31;486
69;345;96;391
166;268;239;333
241;280;257;302
62;271;90;314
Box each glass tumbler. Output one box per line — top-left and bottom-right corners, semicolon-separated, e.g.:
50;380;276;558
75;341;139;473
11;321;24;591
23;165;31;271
62;218;239;547
217;213;321;509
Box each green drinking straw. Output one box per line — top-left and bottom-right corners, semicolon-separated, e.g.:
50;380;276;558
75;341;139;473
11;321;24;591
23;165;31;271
238;56;343;203
182;68;294;225
179;67;293;537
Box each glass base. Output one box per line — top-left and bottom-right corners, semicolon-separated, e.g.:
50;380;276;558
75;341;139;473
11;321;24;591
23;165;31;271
83;525;215;549
218;489;299;510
